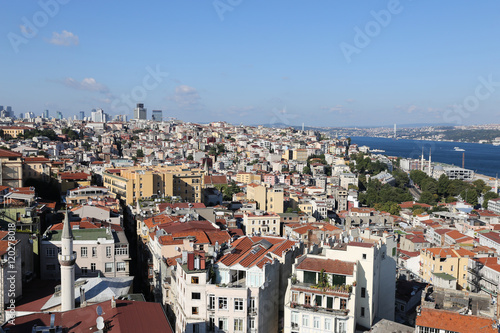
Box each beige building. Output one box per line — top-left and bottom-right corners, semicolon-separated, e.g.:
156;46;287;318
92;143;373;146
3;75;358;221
0;149;23;188
420;247;474;290
22;156;51;183
242;211;280;235
236;172;261;184
282;149;308;162
103;165;204;204
246;183;284;213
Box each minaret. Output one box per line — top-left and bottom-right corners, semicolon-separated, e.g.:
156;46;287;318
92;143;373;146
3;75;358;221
421;148;424;171
58;210;76;311
428;149;432;176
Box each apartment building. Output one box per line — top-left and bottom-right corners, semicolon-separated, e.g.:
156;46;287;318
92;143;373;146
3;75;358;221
236;172;261;184
242;211;280;235
66;185;117;206
40;221;130;280
246;183;284;213
103;165;204;204
170;236;300;333
0;149;23;188
22;156;51;183
467;257;500;297
283;234;397;333
420;247;475;290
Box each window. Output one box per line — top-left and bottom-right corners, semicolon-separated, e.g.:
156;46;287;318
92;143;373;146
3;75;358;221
81;247;88;258
361;287;366;298
291;311;299;327
117;262;126;272
81;267;88;275
451;265;454;272
234;318;244;331
209;295;215;310
46;247;56;258
218;297;228;310
208;317;215;331
361;307;365;317
92;246;97;257
193;324;199;333
115;245;128;256
192;307;198;315
91;263;96;272
218;318;228;331
291;292;298;303
340;299;347;310
105;262;113;273
305;294;311;305
302;314;309;327
440;266;443;271
419;328;439;333
392;247;396;256
249;317;255;330
338;320;347;333
249;297;256;312
106;246;112;258
191;276;199;284
234;298;244;311
192;292;201;300
325;318;332;330
313;316;320;328
362;253;367;259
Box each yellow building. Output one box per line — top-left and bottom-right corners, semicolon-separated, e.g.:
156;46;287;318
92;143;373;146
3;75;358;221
0;126;31;138
246;183;284;213
282;149;308;162
236;172;261;184
0;149;23;188
23;156;51;183
103;165;204;204
420;247;474;290
298;201;314;216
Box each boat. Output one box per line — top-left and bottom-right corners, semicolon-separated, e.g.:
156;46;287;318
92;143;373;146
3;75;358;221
371;149;386;153
454;147;465;152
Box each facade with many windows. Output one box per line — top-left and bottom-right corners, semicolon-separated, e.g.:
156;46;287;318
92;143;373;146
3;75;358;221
40;221;130;280
103;165;204;204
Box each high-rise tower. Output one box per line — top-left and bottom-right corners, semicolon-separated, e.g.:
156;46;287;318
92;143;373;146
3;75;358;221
58;211;76;311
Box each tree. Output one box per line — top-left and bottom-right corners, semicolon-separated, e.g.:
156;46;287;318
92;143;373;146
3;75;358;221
484;191;500;209
187;155;194;161
136;149;144;158
302;166;312;175
419;191;437;205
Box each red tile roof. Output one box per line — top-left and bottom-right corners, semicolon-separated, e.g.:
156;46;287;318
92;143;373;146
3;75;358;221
3;299;173;332
296;257;355;276
0;149;22;158
60;172;91;180
416;308;496;333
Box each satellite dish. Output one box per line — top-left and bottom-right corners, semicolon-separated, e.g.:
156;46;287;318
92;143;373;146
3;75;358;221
96;316;104;330
343;237;349;243
349;235;354;241
96;305;103;316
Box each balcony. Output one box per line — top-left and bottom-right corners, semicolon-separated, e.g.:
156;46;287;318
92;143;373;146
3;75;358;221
288;302;349;317
290;282;352;297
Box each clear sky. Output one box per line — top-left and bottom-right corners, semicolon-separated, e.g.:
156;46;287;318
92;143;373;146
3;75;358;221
1;0;500;127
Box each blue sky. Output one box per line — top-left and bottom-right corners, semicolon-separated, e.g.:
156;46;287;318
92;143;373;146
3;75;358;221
1;0;499;127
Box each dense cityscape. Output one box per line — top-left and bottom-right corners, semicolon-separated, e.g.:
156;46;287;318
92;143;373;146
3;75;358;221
3;1;500;332
0;104;496;332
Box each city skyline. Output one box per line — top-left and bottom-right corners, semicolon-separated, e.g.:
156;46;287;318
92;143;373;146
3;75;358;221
2;1;500;126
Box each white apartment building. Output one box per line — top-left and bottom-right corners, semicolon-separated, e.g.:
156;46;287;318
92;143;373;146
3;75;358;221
283;233;397;333
170;236;300;333
40;221;130;280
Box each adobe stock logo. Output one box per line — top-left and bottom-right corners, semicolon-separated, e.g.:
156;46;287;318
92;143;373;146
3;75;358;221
443;75;500;125
7;0;71;54
213;0;243;21
339;0;404;64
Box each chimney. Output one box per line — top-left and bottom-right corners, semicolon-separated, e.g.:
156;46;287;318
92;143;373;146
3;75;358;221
80;286;87;308
187;252;195;271
200;257;206;270
111;296;116;309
